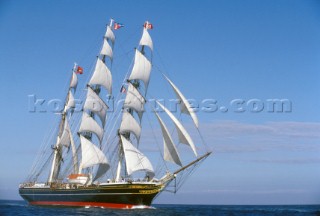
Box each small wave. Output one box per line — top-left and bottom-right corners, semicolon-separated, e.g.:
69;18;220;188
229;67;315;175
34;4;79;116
129;205;156;209
0;202;27;207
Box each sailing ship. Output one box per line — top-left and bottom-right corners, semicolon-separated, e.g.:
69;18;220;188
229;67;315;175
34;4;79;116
19;19;211;209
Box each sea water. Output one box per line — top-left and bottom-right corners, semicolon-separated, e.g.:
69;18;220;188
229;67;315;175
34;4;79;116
0;200;320;216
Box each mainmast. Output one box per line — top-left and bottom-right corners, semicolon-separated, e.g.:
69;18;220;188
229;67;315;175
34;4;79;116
76;19;116;182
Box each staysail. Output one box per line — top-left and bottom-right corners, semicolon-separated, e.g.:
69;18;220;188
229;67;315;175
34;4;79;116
156;101;198;156
154;112;182;166
163;74;199;128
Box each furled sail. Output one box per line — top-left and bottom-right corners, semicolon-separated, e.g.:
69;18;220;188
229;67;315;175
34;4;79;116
64;90;75;112
119;109;141;142
79;112;104;142
164;75;199;128
83;87;108;126
139;28;153;51
70;72;78;90
156;101;198;156
59;118;78;173
79;135;109;172
123;83;145;119
154;112;182;166
88;58;112;94
59;118;71;148
128;49;152;90
120;135;154;178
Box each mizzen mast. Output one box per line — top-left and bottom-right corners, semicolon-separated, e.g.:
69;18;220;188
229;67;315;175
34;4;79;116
48;63;79;183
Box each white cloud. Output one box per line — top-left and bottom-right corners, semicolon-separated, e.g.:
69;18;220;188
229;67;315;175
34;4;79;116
197;120;320;154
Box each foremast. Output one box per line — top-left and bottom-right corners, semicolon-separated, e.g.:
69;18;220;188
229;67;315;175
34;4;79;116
115;21;154;181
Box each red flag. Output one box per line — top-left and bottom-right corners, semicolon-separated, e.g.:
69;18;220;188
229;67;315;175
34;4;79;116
76;66;83;74
144;22;153;29
114;22;124;30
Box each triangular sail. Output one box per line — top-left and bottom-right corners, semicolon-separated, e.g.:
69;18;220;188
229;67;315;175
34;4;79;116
154;112;182;166
120;135;154;178
83;87;108;126
79;112;104;142
164;75;199;128
93;163;110;182
119;110;141;142
88;58;112;94
156;101;198;156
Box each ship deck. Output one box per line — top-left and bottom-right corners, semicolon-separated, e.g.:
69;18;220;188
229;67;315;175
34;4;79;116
19;181;164;208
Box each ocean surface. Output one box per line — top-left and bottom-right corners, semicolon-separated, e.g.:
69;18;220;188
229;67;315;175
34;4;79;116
0;200;320;216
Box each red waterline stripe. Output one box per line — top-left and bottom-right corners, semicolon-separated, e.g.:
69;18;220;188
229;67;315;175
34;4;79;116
29;201;136;209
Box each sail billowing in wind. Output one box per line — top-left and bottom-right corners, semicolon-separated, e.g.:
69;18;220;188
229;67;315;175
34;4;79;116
83;87;109;127
154;112;182;167
20;20;212;209
156;101;198;157
120;135;154;178
76;22;116;180
119;109;141;142
163;74;199;128
115;24;154;180
79;135;109;172
89;58;112;95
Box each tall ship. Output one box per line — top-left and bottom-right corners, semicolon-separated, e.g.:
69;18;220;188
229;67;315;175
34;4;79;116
19;19;211;209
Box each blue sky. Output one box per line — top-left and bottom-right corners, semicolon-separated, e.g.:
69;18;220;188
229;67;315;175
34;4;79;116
0;0;320;204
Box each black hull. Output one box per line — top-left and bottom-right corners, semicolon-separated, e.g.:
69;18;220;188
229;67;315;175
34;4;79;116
19;183;162;209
